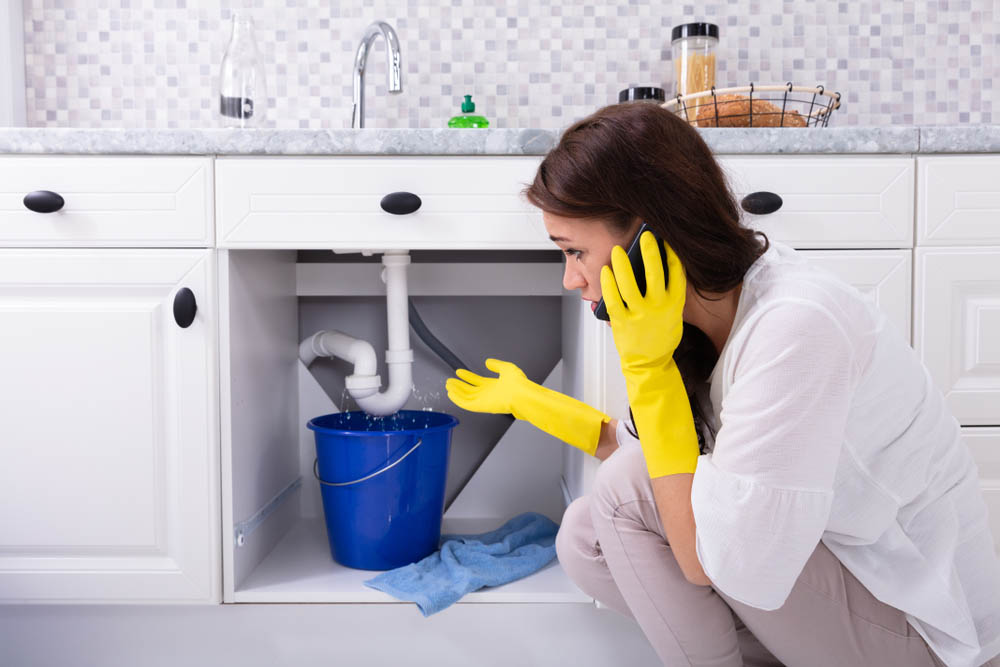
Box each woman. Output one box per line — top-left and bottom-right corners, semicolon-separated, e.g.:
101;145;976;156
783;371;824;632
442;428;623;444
445;102;1000;667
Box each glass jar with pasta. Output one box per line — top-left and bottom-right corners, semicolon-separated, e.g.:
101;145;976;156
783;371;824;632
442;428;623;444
671;22;719;124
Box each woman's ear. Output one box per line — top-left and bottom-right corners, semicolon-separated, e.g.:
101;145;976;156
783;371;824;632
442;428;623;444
625;216;643;242
681;282;698;318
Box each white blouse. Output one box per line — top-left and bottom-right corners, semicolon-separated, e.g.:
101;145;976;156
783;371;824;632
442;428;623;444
618;240;1000;667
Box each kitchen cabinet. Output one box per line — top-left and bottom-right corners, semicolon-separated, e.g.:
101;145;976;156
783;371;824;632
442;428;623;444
964;428;1000;551
719;155;914;249
0;156;213;247
915;155;1000;551
915;247;1000;426
915;244;1000;550
917;156;1000;245
215;155;916;251
0;248;220;602
218;247;588;603
215;156;545;249
0;155;219;602
216;155;926;605
914;156;1000;427
2;150;997;620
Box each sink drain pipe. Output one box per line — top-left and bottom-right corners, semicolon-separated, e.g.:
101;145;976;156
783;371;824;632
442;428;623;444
299;250;414;416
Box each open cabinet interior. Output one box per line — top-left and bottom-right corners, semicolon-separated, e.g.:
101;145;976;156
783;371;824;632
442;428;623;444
219;248;627;604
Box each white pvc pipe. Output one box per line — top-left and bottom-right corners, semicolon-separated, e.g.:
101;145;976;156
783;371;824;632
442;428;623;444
298;330;380;398
296;250;414;416
356;251;413;416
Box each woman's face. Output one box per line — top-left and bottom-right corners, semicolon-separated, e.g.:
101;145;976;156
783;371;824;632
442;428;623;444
543;211;642;314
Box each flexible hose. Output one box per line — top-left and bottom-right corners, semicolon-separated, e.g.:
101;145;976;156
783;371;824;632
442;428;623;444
408;296;515;515
408;299;514;425
408;296;515;430
408;298;469;373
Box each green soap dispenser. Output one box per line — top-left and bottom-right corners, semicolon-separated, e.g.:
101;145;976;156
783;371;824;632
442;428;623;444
448;94;490;128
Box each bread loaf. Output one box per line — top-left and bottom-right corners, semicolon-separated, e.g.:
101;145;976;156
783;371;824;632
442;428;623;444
694;94;807;127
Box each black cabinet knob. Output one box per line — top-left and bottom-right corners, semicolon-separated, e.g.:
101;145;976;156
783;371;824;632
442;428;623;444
740;191;783;215
23;190;65;213
380;191;422;215
173;288;197;328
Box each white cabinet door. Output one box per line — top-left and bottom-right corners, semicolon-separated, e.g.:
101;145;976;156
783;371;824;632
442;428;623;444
962;428;1000;552
801;250;912;344
915;247;1000;426
917;156;1000;246
0;249;220;602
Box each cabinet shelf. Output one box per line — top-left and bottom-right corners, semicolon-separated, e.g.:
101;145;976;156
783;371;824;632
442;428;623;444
234;517;588;604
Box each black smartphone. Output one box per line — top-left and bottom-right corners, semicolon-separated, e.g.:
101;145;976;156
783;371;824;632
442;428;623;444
594;222;669;321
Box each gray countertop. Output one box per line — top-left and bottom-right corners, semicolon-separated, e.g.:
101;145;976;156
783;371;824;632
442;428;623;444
0;125;997;155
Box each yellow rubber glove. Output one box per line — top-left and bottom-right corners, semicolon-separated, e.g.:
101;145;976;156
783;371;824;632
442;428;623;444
599;231;700;478
445;358;611;457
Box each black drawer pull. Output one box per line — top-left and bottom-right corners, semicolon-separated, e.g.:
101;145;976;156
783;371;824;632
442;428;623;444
173;288;197;328
23;190;65;213
740;191;783;215
380;191;422;215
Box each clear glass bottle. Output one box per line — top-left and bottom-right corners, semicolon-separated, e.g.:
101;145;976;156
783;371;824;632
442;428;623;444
671;22;719;123
218;13;266;128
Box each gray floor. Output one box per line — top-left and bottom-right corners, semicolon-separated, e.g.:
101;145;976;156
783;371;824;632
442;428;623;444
0;602;660;667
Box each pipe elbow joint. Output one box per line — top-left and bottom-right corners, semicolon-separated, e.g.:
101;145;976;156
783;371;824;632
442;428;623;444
354;355;413;416
345;373;381;399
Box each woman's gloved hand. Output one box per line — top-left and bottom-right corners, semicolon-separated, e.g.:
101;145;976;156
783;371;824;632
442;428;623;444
446;358;610;456
599;231;700;478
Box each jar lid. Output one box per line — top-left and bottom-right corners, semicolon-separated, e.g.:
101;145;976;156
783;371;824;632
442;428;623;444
671;22;719;42
618;86;666;103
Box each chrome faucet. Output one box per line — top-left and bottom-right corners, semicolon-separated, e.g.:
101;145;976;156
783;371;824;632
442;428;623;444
351;21;403;128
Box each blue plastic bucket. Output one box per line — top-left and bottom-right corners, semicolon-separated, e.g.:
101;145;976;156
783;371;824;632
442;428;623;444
307;410;458;571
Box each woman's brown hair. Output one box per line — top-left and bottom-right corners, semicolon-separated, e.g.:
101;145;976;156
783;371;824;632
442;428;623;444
523;102;769;446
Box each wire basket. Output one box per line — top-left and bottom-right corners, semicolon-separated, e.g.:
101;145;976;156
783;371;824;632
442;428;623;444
662;82;842;128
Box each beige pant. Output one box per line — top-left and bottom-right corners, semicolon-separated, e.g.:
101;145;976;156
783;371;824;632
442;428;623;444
556;442;998;667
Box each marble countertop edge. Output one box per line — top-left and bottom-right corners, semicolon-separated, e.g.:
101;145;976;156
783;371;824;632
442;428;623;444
0;125;997;155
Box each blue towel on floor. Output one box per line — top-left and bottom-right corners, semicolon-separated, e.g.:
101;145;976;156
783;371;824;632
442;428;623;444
363;511;559;616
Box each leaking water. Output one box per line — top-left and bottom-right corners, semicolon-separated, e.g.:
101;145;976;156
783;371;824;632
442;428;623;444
338;387;359;414
409;382;443;413
324;409;447;433
330;382;448;432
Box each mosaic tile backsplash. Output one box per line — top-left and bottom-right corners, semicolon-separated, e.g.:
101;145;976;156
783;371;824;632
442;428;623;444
21;0;996;129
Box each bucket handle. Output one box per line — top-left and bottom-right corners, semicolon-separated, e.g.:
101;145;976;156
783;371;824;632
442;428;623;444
313;438;423;487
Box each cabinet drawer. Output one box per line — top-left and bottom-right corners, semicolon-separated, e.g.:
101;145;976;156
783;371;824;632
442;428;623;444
216;156;546;249
918;156;1000;245
718;156;914;249
962;428;1000;552
915;247;1000;426
0;156;213;247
